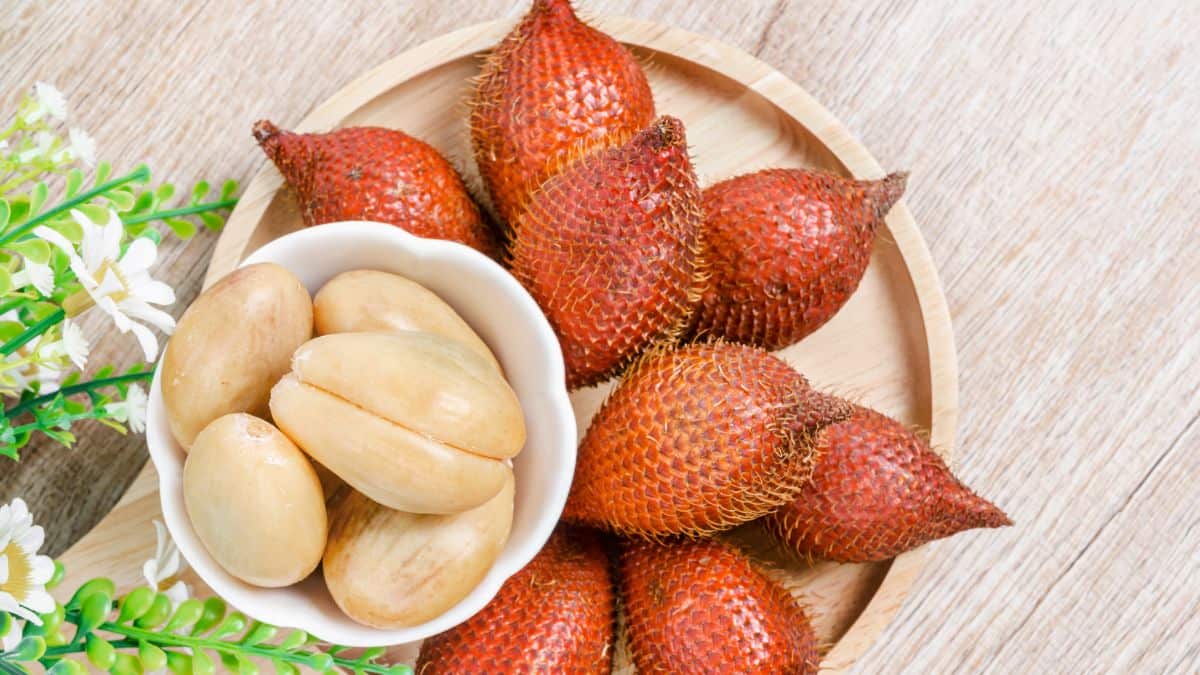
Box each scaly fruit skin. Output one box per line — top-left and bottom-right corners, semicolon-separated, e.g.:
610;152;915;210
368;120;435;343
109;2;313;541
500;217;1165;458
693;169;908;350
510;116;702;390
619;537;819;675
417;525;615;674
763;406;1011;562
563;342;851;536
253;121;500;258
470;0;654;226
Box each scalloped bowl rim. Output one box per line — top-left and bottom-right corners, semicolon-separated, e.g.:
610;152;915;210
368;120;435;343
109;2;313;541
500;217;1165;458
146;221;577;647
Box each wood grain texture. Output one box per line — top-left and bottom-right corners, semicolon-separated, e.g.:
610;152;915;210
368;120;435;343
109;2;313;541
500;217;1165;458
3;0;1198;672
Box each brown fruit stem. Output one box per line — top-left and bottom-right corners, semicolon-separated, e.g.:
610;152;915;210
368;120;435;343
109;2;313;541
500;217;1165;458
861;171;909;221
252;119;284;147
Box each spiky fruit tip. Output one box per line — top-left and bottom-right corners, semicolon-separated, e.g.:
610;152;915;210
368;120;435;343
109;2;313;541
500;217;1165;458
763;406;1011;563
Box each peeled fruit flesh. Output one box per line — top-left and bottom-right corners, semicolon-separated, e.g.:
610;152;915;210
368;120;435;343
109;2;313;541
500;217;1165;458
323;473;515;629
270;331;524;513
312;269;499;370
270;374;512;514
182;414;327;587
161;263;312;449
289;332;525;459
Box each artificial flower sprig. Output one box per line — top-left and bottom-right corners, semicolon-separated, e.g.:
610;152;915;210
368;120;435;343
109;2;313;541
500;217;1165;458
0;498;412;674
0;83;238;460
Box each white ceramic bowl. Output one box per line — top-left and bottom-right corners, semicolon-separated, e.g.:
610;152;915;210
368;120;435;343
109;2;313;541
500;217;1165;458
146;221;576;647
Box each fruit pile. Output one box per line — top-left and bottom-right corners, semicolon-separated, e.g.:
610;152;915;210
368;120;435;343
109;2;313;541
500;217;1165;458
254;0;1009;670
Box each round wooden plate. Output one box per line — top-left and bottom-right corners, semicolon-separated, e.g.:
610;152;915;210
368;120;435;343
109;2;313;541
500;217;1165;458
62;15;956;672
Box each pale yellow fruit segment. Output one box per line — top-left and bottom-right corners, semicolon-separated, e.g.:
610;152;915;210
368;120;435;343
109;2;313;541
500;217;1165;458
162;263;313;449
313;270;500;371
291;332;526;459
183;413;327;587
323;472;514;629
270;373;512;514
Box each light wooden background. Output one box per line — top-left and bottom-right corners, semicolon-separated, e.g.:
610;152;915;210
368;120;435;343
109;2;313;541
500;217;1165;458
1;1;1197;672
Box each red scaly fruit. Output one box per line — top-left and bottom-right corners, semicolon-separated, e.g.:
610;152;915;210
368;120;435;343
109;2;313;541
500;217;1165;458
470;0;655;226
763;406;1011;562
253;121;500;258
619;537;819;675
563;342;852;537
417;525;614;674
509;116;702;390
693;169;908;349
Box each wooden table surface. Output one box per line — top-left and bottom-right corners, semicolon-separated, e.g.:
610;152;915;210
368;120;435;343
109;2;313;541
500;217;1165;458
2;1;1197;672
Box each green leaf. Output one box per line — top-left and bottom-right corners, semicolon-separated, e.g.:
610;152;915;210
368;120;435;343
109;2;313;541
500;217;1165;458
0;200;9;231
39;602;64;634
111;652;143;675
163;598;204;633
65;169;84;198
132;164;152;184
220;180;239;201
9;635;47;661
199;212;223;231
86;634;117;669
0;267;13;296
66;577;115;611
139;640;167;672
155;183;176;203
95;162;113;185
191;650;215;675
130;190;155;214
166;650;194;675
361;647;386;662
9;238;51;264
209;611;247;640
274;661;299;675
106;188;136;211
8;199;29;227
47;659;87;675
191;181;210;204
239;621;276;647
145;228;164;245
166;218;197;238
237;656;259;675
307;653;333;671
117;586;156;623
134;592;172;629
28;182;48;216
75;589;113;637
279;630;308;651
219;652;240;672
191;598;226;636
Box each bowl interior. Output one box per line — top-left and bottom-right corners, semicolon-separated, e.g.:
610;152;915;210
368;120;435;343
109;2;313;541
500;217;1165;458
147;221;576;647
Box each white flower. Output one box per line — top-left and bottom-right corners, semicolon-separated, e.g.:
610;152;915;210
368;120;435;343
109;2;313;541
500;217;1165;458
1;611;21;652
11;258;54;297
67;128;95;167
35;208;176;361
59;321;89;370
16;132;55;163
3;334;63;395
0;499;55;625
108;384;147;433
143;521;188;606
20;83;67;124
